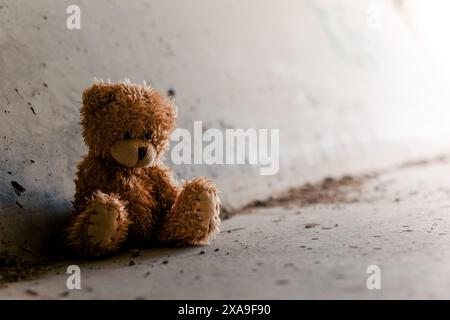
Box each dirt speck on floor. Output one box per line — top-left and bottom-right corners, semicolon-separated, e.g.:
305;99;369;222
275;279;289;285
25;288;38;296
398;155;448;169
130;249;142;258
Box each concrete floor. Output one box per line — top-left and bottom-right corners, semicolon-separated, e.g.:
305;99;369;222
2;159;450;299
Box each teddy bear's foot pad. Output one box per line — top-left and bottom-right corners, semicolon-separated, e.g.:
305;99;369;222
67;192;129;256
88;204;124;248
158;178;221;246
194;190;221;242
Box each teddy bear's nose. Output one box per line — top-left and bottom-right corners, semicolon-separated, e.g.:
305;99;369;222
138;147;147;161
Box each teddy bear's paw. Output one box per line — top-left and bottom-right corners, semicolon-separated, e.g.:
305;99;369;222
194;190;221;243
157;180;221;246
68;196;129;257
87;204;127;249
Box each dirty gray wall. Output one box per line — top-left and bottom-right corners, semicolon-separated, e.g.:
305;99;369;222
2;0;450;257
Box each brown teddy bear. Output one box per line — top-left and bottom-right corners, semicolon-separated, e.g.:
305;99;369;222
66;80;221;256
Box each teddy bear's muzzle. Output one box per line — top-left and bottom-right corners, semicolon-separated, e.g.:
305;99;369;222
111;139;156;168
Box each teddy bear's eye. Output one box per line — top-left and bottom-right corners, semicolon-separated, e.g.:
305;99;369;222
144;132;152;140
124;131;131;140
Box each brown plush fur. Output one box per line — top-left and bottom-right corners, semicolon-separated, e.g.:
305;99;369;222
66;80;220;257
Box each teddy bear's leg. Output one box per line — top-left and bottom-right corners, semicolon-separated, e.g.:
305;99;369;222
67;190;129;256
158;178;220;245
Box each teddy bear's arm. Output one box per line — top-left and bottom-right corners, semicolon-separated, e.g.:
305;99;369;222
72;156;120;213
145;166;179;215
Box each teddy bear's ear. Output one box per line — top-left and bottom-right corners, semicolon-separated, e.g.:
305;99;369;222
82;83;116;110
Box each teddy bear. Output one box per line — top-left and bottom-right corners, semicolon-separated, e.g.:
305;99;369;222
66;80;221;256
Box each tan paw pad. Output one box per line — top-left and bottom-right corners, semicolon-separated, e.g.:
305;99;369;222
195;191;221;234
87;204;121;247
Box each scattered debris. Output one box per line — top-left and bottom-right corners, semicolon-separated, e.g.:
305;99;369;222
25;288;38;296
304;223;320;229
284;263;294;267
167;88;175;97
130;249;142;258
11;181;26;196
242;175;370;211
13;87;38;115
0;252;51;284
198;251;205;255
161;260;169;265
222;227;245;233
275;279;289;285
128;260;135;266
399;155;448;169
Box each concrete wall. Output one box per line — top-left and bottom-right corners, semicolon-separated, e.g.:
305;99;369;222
2;0;450;257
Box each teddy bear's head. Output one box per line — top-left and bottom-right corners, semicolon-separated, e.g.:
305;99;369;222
80;80;176;168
